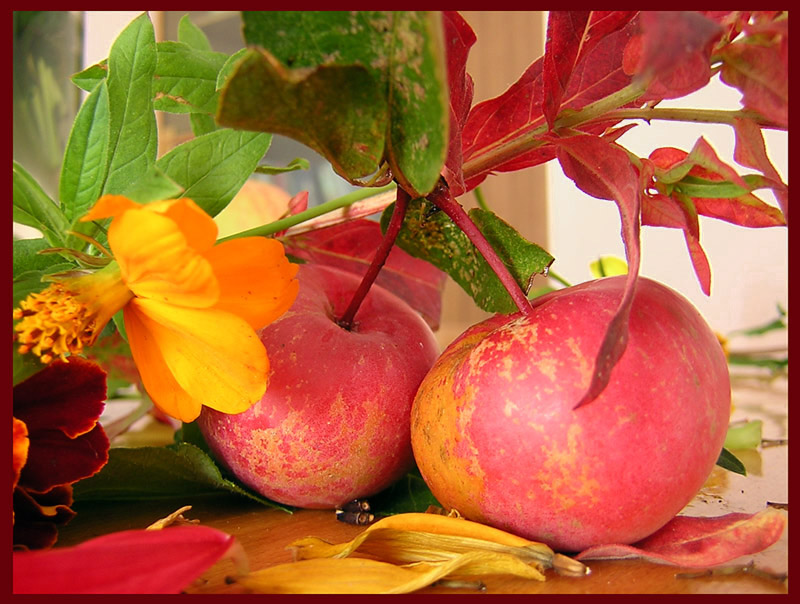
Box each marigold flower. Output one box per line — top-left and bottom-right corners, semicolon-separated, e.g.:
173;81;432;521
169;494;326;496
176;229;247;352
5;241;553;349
13;357;109;549
13;195;299;422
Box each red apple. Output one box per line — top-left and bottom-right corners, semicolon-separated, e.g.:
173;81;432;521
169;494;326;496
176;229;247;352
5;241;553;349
411;275;731;552
198;263;440;509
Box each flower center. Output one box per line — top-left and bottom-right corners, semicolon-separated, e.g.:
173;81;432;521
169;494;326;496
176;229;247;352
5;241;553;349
13;263;134;364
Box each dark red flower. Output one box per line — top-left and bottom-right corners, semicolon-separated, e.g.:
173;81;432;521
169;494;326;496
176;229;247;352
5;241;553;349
13;357;110;549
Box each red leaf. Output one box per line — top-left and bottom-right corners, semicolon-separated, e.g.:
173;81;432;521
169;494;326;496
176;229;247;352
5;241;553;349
576;509;786;568
625;12;723;101
650;140;787;229
285;219;446;330
642;192;712;295
461;13;638;190
733;117;788;223
542;11;636;129
13;526;245;594
552;134;641;408
542;11;591;129
719;29;788;127
440;10;476;197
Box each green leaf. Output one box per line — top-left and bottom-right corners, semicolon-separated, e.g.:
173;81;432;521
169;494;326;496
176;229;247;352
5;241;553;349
369;467;440;516
59;81;110;223
155;128;271;217
254;157;311;175
153;41;228;115
13;238;68;276
70;60;107;92
217;49;387;185
175;419;211;455
102;12;158;196
189;112;218;137
234;11;448;196
71;442;291;511
13;161;68;248
383;198;554;314
675;178;751;199
724;420;763;450
716;447;747;476
120;165;184;203
177;14;212;51
383;12;449;197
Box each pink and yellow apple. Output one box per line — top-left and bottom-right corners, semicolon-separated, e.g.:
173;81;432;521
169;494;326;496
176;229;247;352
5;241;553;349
411;275;731;552
198;263;439;508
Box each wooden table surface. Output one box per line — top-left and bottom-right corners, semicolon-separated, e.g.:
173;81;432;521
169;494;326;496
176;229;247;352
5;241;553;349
57;375;788;595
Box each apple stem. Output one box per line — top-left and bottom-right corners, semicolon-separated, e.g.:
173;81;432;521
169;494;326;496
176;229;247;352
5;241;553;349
429;182;533;317
337;187;411;330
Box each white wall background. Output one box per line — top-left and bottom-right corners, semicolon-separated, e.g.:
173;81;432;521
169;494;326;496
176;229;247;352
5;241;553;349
547;73;788;343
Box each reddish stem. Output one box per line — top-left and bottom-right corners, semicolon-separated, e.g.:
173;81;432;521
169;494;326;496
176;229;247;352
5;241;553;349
337;187;410;330
429;182;533;317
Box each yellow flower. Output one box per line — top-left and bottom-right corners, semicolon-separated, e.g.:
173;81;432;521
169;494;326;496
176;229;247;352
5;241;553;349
13;195;299;422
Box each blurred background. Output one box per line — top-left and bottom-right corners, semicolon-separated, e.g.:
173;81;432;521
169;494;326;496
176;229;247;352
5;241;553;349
13;11;788;353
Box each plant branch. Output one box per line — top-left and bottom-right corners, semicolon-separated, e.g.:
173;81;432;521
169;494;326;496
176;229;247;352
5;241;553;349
585;107;785;130
216;183;397;242
429;182;533;317
462;80;649;181
337;187;410;330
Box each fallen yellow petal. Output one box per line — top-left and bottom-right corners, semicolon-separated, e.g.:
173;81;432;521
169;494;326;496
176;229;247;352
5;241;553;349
146;506;199;530
232;550;546;594
290;512;554;568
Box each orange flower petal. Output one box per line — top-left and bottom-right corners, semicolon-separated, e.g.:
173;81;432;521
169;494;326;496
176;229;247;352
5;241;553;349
123;306;205;422
126;300;268;419
108;208;219;308
80;194;140;222
147;198;218;253
205;237;300;329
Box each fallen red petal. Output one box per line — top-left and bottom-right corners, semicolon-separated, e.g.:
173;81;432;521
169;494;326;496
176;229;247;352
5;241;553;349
13;525;245;594
575;509;786;568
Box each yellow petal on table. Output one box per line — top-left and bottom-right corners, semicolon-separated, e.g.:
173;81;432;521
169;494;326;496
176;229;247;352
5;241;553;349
232;550;546;594
108;208;219;308
292;528;552;571
205;237;299;330
128;299;268;416
124;305;207;422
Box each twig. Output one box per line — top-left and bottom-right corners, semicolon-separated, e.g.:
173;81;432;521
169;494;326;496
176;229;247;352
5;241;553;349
337;187;410;330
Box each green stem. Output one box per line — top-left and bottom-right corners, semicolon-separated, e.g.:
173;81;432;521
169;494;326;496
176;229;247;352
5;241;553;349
587;107;785;130
216;183;397;242
546;270;572;288
473;186;490;211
